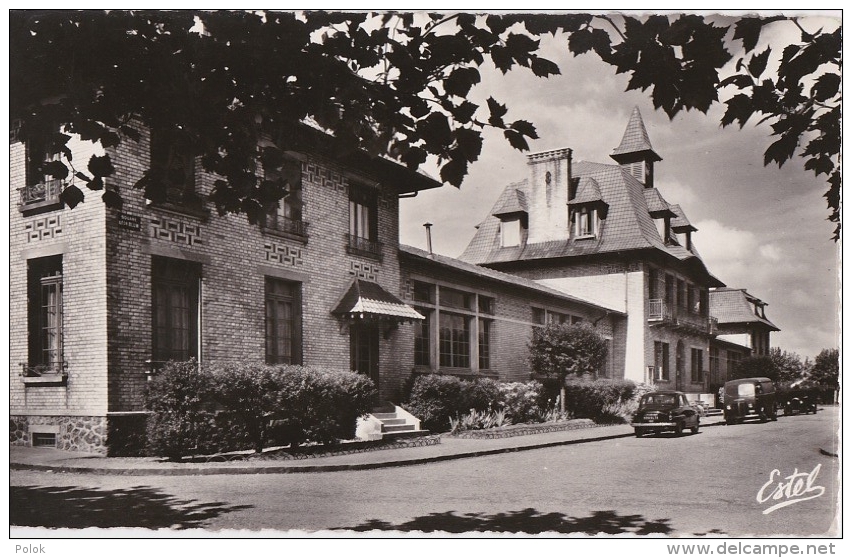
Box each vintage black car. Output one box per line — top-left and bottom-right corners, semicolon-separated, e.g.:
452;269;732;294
783;391;818;416
631;391;700;437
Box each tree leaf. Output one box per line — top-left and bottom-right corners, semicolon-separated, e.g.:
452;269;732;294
530;56;560;77
486;97;508;128
439;157;467;187
102;189;124;209
748;48;771;78
75;171;92;183
812;73;840;102
503;129;530;151
88;154;116;177
42;160;69;180
87;176;104;191
763;132;799;167
60;184;85;208
510;119;538;139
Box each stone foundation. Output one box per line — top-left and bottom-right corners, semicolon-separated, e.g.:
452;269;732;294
10;415;108;454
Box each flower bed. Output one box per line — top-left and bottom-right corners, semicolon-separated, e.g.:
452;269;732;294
448;419;596;439
177;434;442;463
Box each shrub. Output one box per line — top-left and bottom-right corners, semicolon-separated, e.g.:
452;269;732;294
406;375;507;432
562;379;637;423
449;408;509;433
145;360;219;460
270;365;376;447
461;377;502;412
498;381;543;423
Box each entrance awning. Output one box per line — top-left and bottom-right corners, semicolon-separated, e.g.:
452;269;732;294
331;279;424;322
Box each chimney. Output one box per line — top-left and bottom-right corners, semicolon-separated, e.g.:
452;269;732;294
423;222;433;257
525;147;572;244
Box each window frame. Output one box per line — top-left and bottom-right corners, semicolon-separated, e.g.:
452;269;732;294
149;128;201;212
691;347;704;383
27;255;64;374
654;341;670;381
151;257;201;365
264;277;303;365
263;158;307;239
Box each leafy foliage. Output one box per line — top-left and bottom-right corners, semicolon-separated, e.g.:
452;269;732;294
729;355;781;382
145;361;376;459
769;347;808;383
529;323;609;381
10;11;840;237
561;379;637;423
809;348;839;389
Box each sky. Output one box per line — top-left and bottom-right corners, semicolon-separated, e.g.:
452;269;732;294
398;12;841;361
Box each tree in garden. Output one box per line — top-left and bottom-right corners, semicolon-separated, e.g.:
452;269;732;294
528;323;608;413
809;348;839;390
10;10;840;237
769;347;808;383
729;355;781;383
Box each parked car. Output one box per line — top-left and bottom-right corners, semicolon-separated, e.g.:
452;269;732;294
631;391;700;437
723;377;778;424
783;391;818;416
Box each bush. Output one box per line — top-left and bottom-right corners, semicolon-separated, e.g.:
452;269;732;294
449;408;509;433
146;361;376;459
145;360;219;460
405;375;508;432
498;381;543;423
562;379;637;423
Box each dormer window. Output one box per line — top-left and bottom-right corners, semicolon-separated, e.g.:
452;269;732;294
572;207;599;238
500;218;522;247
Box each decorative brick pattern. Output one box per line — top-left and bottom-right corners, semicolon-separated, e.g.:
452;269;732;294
348;261;379;281
306;163;348;191
150;217;202;246
265;242;304;266
24;215;63;242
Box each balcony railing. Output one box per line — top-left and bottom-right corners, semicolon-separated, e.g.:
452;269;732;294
19;179;63;206
648;298;716;334
346;233;383;260
264;216;309;239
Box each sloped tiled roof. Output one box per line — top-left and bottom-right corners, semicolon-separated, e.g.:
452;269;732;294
568;177;605;205
611;106;662;162
459;160;719;283
710;288;779;330
492;187;528;217
670;204;697;232
643;188;676;217
331;279;424;320
400;245;624;314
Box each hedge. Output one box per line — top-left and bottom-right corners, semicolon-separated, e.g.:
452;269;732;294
145;361;376;459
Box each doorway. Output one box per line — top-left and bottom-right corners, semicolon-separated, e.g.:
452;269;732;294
350;324;380;390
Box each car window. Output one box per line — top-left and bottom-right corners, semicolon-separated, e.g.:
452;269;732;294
643;394;677;406
737;384;756;397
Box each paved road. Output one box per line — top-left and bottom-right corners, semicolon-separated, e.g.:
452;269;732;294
10;408;839;536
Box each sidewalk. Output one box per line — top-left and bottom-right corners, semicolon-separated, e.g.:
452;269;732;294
10;416;727;476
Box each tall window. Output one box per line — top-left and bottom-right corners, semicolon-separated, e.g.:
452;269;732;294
648;268;659;299
654;341;670;381
500;218;521;247
265;278;302;365
573;207;598;237
414;308;431;366
709;347;720;381
27;256;63;371
20;127;64;207
478;318;492;370
264;158;304;236
152;257;200;363
349;184;378;241
691;348;704;383
150;129;197;206
439;312;470;368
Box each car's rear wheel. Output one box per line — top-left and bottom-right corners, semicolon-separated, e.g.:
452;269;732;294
634;428;644;438
675;420;684;436
691;421;699;434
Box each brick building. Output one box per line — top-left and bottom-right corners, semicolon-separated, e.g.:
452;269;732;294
459;107;777;401
10;120;624;454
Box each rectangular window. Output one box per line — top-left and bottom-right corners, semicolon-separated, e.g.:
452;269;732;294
152;257;200;363
691;348;704;383
150;129;197;207
349;184;378;241
654;341;670;381
700;289;709;317
500;218;521;247
665;274;674;305
548;311;568;324
478;318;492;370
571;315;583;325
412;281;434;304
478;295;495;315
439;312;470;368
648;268;659;299
532;307;546;325
20;128;64;207
265;278;302;365
264;158;305;236
441;287;472;310
414;307;431;366
27;256;63;372
677;279;686;310
574;207;597;237
687;285;697;314
710;347;720;379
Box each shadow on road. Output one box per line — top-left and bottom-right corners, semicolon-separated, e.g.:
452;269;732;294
343;508;673;535
10;485;253;529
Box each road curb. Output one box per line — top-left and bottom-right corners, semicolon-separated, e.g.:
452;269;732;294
9;431;636;476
